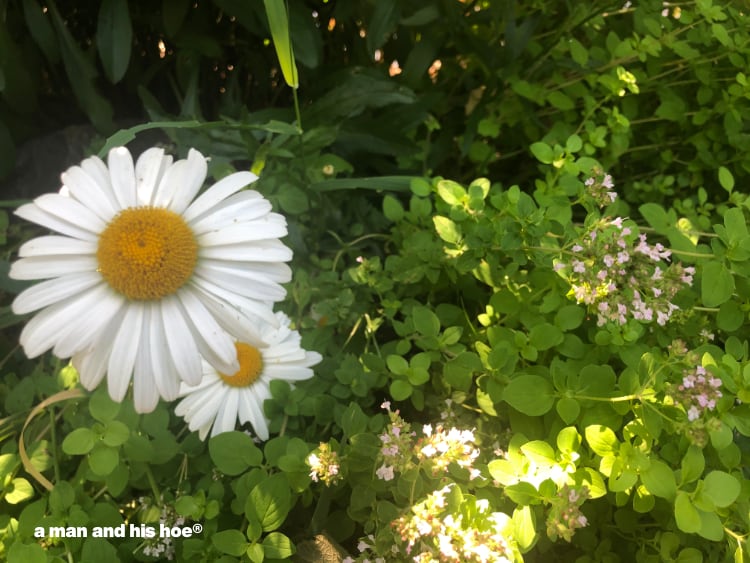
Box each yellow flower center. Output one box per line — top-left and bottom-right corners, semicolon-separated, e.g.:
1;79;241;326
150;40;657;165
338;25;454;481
219;343;264;387
97;207;198;300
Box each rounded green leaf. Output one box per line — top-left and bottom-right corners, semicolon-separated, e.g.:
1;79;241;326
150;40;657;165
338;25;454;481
89;444;119;476
8;542;46;563
212;529;249;557
718;166;734;193
556;398;580;423
248;474;291;532
62;428;96;455
6;477;34;504
530;142;554;164
101;421;130;447
640;459;676;500
717;301;744;332
585;425;618;457
383;194;404;222
701;262;734;307
412;306;440;337
262;532;295;558
702;471;740;508
503;375;555;416
675;491;701;533
209;432;263;476
389;379;412;401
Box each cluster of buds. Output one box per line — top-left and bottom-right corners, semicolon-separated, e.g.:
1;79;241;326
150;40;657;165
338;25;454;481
392;485;515;562
673;366;723;421
136;498;184;560
555;214;695;326
583;168;617;207
307;442;343;486
546;484;590;543
375;402;481;482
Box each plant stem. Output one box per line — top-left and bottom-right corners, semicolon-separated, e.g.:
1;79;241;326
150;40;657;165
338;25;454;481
144;465;161;502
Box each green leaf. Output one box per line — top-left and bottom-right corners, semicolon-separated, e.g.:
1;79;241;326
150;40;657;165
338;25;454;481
569;38;589;66
697;510;724;541
520;441;556;466
7;542;46;563
701;262;734;307
262;532;295;558
389;379;412;401
503;375;555;416
383;194;404;222
81;538;118;562
528;323;563;350
556;398;580;424
208;432;263;476
530;142;554;164
412;306;440;337
640;459;677;500
248;474;291;532
433;216;462;245
89;388;120;422
512;505;536;550
675;491;701;533
340;403;368;437
263;0;298;88
97;0;133;83
718;166;735;193
680;446;705;485
22;0;60;64
62;428;96;455
276;185;309;215
547;90;575;110
386;355;409;375
49;482;75;513
584;425;619;457
702;471;740;508
436;180;466;205
212;529;249;557
6;477;34;504
163;0;191;37
101;421;129;447
88;444;119;476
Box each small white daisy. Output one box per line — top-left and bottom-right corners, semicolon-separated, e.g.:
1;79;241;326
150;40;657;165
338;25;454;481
175;311;321;440
11;146;293;411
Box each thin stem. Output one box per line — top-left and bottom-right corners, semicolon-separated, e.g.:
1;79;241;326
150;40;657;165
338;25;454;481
144;465;162;502
292;87;303;133
49;408;61;483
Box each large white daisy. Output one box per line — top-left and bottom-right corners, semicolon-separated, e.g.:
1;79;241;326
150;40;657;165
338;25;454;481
11;146;293;412
175;311;321;440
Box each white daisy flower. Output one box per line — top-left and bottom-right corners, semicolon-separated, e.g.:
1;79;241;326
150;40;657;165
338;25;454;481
175;311;321;440
10;146;293;412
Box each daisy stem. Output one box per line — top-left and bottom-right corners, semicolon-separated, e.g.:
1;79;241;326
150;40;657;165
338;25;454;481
144;465;162;502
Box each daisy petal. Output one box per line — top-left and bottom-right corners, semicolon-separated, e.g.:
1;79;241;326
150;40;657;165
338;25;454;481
34;193;107;233
198;239;293;263
107;147;137;209
194;264;287;302
197;214;287;246
177;286;238;374
14;203;98;241
18;236;98;258
53;288;124;358
148;301;181;401
135;147;170;205
212;391;240;437
107;302;144;402
133;306;160;412
160;296;203;386
166;148;208;214
12;272;102;314
189;192;272;234
182;171;258;223
190;277;279;328
62;165;118;221
10;255;98;280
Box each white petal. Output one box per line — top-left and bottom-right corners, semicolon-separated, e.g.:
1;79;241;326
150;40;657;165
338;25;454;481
197;214;287;246
199;258;292;282
239;386;269;440
148;301;181;401
12;272;103;314
107;147;137;209
14;203;98;241
185;389;224;430
18;236;97;258
211;391;240;437
107;303;144;402
62;165;118;221
152;149;207;213
198;239;293;263
34;193;106;233
80;155;114;199
189;278;278;330
177;286;238;374
166;148;208;214
189;192;272;234
135;147;171;206
182;171;258;223
262;365;315;381
160;295;202;386
52;288;125;358
10;255;98;280
194;264;287;302
132;306;160;412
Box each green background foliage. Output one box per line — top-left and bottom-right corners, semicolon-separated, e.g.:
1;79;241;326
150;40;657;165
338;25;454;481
1;0;750;561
